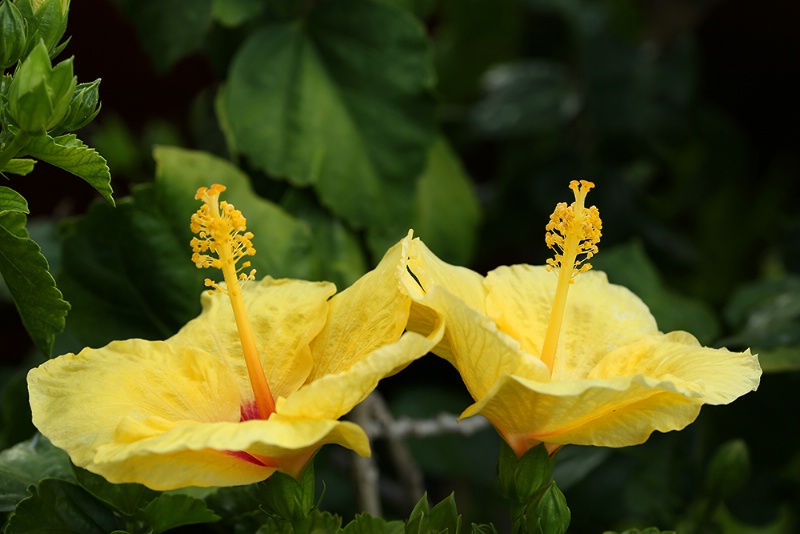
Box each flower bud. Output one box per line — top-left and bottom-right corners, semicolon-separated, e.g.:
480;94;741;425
0;0;27;70
7;40;76;135
52;78;101;133
14;0;70;56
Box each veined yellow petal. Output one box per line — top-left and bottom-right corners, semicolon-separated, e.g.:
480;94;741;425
485;266;659;381
27;340;241;468
588;331;761;404
277;322;444;420
402;234;488;363
308;234;412;381
172;277;334;400
91;417;368;489
462;373;703;452
416;285;549;401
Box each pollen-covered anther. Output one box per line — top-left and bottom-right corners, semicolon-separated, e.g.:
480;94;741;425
544;180;602;278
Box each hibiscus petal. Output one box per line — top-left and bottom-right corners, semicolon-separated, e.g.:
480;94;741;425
89;417;368;489
28;340;241;469
462;373;704;450
308;234;412;381
414;285;549;401
278;322;444;420
172;277;334;399
588;331;761;404
485;266;659;380
402;235;488;363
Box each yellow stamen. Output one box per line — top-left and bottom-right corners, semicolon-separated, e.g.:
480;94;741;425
540;180;602;375
190;184;275;419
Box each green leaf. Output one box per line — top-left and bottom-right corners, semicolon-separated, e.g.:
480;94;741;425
429;493;461;534
704;439;750;500
59;147;315;346
295;510;342;533
0;435;73;512
139;493;221;533
344;514;405;534
0;158;36;176
153;146;317;279
724;276;800;349
498;441;553;505
73;466;159;516
471;61;578;137
0;211;69;356
0;186;29;213
257;463;315;523
410;136;480;265
4;478;125;534
405;493;431;534
592;240;720;345
472;525;499;534
212;0;264;27
120;0;214;72
752;346;800;373
225;0;436;230
0;369;36;449
23;133;114;205
282;188;368;289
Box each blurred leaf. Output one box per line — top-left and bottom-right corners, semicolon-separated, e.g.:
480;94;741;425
139;493;221;533
551;446;611;492
0;435;73;512
378;0;436;20
23;133;114;205
410;136;480;265
752;347;800;373
471;61;578;137
429;493;462;534
724;276;800;348
0;211;69;356
368;135;480;264
344;514;405;534
0;369;35;449
282;189;368;289
434;0;524;102
472;524;499;534
592;240;720;344
704;439;749;500
119;0;214;72
712;504;794;534
4;478;125;534
59;147;316;347
0;158;35;176
0;186;29;213
212;0;264;27
225;0;436;230
73;466;159;516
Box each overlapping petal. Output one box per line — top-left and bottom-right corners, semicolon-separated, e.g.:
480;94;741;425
399;235;761;453
28;233;442;489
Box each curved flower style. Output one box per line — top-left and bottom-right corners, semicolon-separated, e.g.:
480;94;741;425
400;182;761;456
28;186;442;490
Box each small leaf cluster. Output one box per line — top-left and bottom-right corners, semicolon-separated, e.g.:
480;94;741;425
497;443;570;534
0;0;111;357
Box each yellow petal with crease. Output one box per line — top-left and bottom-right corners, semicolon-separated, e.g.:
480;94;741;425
278;323;444;420
308;235;411;381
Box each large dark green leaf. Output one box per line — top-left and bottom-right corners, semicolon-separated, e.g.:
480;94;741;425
4;478;126;534
225;0;436;230
23;133;114;205
0;435;73;512
73;466;159;517
0;186;29;213
0;211;69;356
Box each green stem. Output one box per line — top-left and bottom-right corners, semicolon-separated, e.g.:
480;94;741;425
0;130;33;170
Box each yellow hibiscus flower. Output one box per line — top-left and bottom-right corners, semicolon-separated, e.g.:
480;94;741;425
27;185;442;490
400;181;760;456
